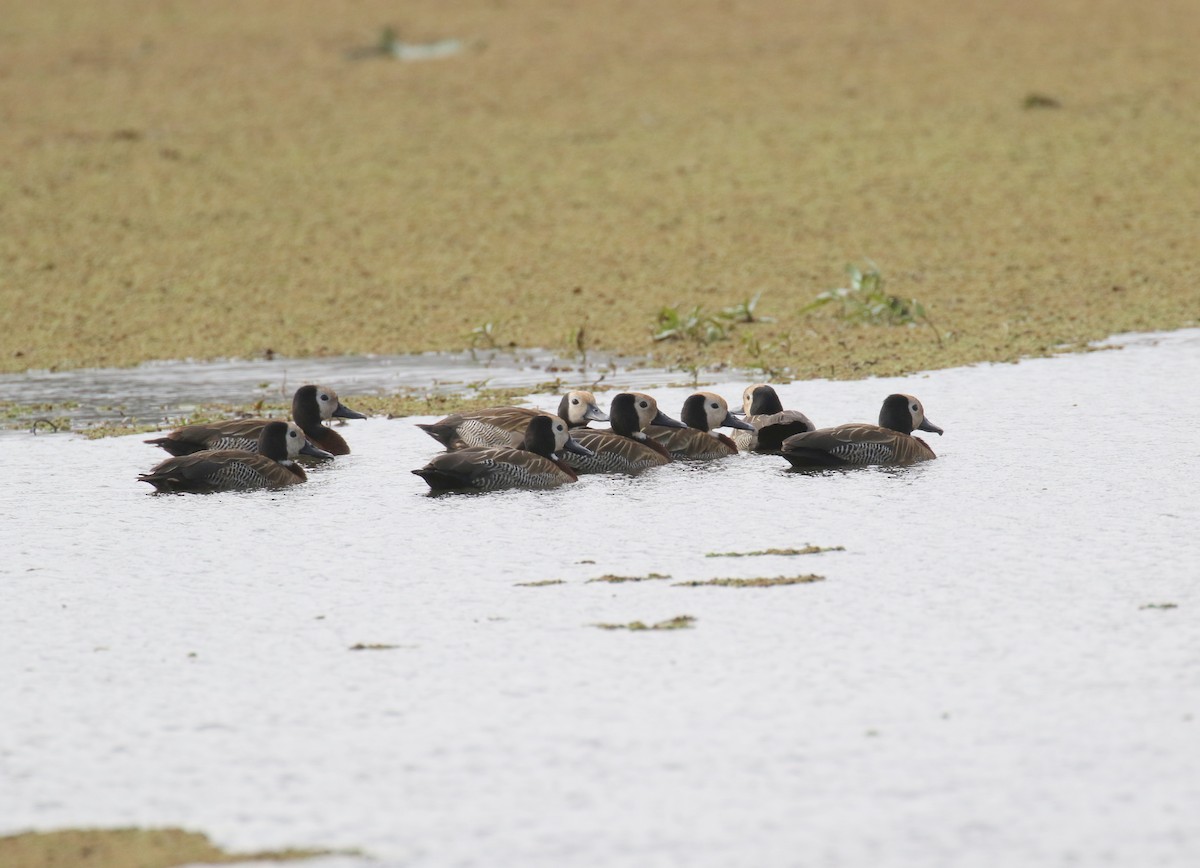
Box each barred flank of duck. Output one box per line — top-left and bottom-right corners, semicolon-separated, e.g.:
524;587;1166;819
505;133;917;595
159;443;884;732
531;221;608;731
780;394;943;468
417;390;608;450
645;392;754;459
561;392;685;474
413;414;594;492
138;422;333;492
145;384;366;456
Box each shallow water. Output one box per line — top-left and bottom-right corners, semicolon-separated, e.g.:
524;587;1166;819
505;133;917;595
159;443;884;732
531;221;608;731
2;331;1199;868
0;348;675;427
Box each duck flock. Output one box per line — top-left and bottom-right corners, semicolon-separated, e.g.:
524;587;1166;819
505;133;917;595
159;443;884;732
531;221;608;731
136;383;944;494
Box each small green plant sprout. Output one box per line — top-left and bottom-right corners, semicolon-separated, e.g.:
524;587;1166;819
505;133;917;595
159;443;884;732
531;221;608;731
1023;93;1062;109
654;304;725;344
801;262;941;343
467;321;498;358
653;293;773;344
566;322;589;366
721;291;774;324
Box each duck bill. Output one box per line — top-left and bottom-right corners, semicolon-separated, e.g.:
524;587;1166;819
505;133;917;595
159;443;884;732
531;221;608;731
651;409;687;429
723;411;755;431
584;404;609;423
301;440;336;459
564;436;595;457
918;417;944;436
730;408;747;417
333;402;368;420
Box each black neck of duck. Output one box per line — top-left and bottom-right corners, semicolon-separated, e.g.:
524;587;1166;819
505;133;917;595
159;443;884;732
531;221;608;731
878;394;914;434
607;394;640;437
680;394;710;431
749;386;783;415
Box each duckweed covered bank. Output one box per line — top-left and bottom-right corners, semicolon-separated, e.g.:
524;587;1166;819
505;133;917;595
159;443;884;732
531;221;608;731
5;0;1200;378
3;1;1199;378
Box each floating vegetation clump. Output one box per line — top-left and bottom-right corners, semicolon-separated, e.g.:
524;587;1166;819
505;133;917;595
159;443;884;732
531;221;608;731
349;643;403;651
515;579;567;587
1139;603;1178;610
705;545;845;558
594;615;696;631
0;827;347;868
674;575;825;588
586;572;671;584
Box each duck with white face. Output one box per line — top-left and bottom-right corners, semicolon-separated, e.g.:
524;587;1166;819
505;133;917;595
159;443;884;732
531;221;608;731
645;392;755;460
728;383;816;454
144;383;367;457
412;414;595;492
780;393;944;468
139;421;334;492
416;390;608;450
558;392;686;474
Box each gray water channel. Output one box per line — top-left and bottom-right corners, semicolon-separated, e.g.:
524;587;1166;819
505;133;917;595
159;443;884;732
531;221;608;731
2;330;1198;868
0;348;681;428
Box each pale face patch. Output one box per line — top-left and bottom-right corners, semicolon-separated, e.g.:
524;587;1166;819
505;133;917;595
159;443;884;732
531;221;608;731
901;393;925;428
315;386;340;420
631;393;658;430
284;422;307;458
549;415;570;452
565;391;593;425
699;392;727;430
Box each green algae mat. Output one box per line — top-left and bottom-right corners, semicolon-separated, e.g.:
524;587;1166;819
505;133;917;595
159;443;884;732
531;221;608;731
3;0;1198;378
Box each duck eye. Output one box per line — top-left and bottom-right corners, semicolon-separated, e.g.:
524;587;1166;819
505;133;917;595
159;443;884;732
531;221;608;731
571;398;579;404
320;394;330;402
911;404;919;412
639;401;648;408
711;402;719;409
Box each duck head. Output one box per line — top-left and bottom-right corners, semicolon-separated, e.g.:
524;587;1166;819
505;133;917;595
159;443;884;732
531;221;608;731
524;414;595;459
879;394;943;436
259;421;335;463
682;392;755;433
609;392;686;439
294;384;368;425
742;383;785;416
557;390;609;426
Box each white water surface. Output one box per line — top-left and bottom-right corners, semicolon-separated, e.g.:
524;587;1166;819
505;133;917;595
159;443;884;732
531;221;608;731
2;330;1199;868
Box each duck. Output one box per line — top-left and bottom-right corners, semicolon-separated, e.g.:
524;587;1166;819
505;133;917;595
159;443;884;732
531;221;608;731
645;392;755;459
729;383;816;453
145;384;367;457
416;390;608;449
412;414;595;492
138;421;334;492
780;394;943;467
560;392;686;474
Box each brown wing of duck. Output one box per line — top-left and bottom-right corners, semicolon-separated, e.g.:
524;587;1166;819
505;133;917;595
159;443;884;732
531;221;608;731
418;408;533;450
563;429;671;473
138;449;302;491
645;425;735;459
144;418;272;455
781;424;933;467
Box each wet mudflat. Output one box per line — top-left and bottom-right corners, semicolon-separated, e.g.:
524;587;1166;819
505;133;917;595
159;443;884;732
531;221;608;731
2;331;1198;867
